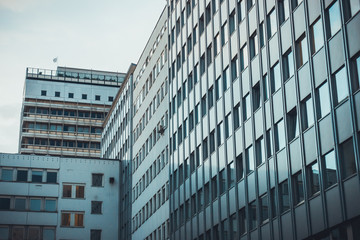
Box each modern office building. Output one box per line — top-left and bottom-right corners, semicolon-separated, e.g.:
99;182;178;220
19;66;125;158
130;7;170;240
0;153;120;240
167;0;360;239
101;63;136;240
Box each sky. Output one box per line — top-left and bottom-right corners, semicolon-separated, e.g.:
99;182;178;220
0;0;166;153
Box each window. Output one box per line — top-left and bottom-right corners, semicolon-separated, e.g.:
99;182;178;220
296;35;308;69
230;213;238;239
255;137;265;166
279;180;289;213
260;194;269;223
91;201;102;214
206;4;211;25
68;92;74;98
238;0;245;23
46;172;57;183
0;197;10;210
82;94;87;100
231;56;238;81
217;122;223;147
240;44;248;71
32;170;42;183
243;94;251;121
208;87;214;109
236;154;244;181
239;208;246;235
203;138;208;160
41;90;47;96
245;145;254;174
210;130;215;154
95;95;100;101
266;130;273;158
221;22;228;46
199;14;205;35
55;91;60;97
279;0;289;24
219;169;226;195
1;168;13;181
339;138;356;179
223;67;230;91
63;184;84;198
17;170;28;182
201;95;207;117
283;50;294;80
228;161;235;188
211;176;217;200
316;81;331;119
200;54;206;75
229;11;235;35
287;108;299;142
308;161;320;196
250;33;258;59
327;1;341;38
352;55;360;92
195;104;199;124
253;83;261;110
292;0;303;10
275;119;286;152
75;213;84;227
215;77;222;100
225;113;231;139
63;185;72;198
259;22;265;48
310;18;324;54
30;199;41;211
349;0;360;17
108;96;114;102
45;199;57;211
271;62;281;93
249;201;257;230
267;10;277;39
207;44;212;66
91;230;102;240
323;150;337;188
92;173;103;187
301;96;314;130
293;172;304;205
233;103;241;129
15;198;26;210
214;34;221;56
61;213;70;226
270;188;277;218
333;67;349;105
263;75;269;101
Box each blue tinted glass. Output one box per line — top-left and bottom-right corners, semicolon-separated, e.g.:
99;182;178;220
335;67;349;104
329;1;341;37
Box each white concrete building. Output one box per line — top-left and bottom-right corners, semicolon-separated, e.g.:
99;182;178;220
0;153;119;240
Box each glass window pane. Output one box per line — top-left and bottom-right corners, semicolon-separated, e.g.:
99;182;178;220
323;150;337;188
30;199;41;211
0;227;9;239
1;169;13;181
271;63;281;93
339;138;356;179
249;201;257;230
63;185;72;198
17;170;28;182
43;229;55;240
279;180;290;213
47;172;57;183
45;199;56;211
61;213;71;226
308;162;320;196
328;1;341;37
334;67;349;104
311;18;324;54
260;194;269;223
32;171;42;183
246;146;254;173
0;198;10;210
317;82;331;119
75;213;84;227
275;119;286;151
15;198;26;210
293;172;304;205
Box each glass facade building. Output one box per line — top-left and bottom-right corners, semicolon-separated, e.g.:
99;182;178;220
167;0;360;239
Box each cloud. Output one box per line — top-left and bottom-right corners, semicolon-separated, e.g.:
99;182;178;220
0;0;42;12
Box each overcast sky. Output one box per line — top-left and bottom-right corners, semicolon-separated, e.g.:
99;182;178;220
0;0;166;153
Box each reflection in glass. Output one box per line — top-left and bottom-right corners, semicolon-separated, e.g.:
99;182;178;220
328;1;341;37
334;67;349;104
324;150;337;188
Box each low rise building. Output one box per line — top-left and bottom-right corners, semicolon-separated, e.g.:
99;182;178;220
0;153;120;240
